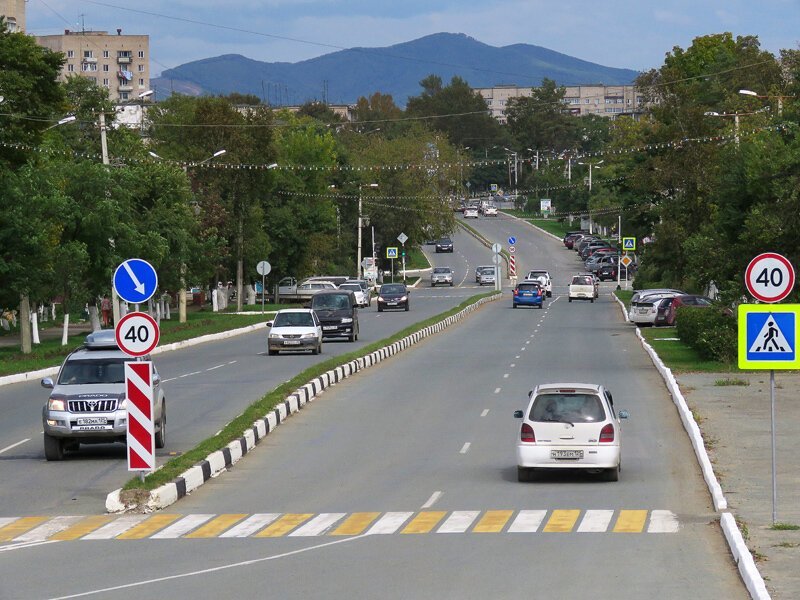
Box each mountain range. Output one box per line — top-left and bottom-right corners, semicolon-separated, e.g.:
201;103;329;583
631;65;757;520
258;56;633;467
152;32;640;107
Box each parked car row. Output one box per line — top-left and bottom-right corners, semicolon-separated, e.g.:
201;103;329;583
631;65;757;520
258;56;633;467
628;288;713;326
562;231;635;282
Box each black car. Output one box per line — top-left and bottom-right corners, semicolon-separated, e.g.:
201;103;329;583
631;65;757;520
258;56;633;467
597;263;618;281
377;283;410;311
435;237;454;253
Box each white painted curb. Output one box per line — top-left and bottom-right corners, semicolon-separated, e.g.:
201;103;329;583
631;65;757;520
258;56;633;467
107;292;502;513
720;512;771;600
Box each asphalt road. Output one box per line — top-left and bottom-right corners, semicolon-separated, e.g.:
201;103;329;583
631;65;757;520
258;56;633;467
0;213;746;599
0;226;495;517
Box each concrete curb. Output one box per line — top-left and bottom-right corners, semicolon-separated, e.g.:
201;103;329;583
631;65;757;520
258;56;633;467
720;512;772;600
107;292;502;513
611;293;770;599
0;320;273;389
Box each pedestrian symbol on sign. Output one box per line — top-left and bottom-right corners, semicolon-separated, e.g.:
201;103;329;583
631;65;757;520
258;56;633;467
749;314;792;353
386;247;398;259
622;237;636;251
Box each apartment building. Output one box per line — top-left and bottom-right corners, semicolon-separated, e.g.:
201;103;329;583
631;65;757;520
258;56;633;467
475;84;649;123
35;29;150;102
1;0;26;32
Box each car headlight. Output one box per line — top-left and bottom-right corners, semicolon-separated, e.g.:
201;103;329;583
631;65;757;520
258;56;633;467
47;397;66;411
269;334;281;339
400;295;408;301
378;296;385;301
301;333;317;339
119;398;127;410
341;317;353;323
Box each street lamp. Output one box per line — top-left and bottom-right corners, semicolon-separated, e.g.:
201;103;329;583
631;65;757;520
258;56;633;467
44;115;77;130
503;147;519;202
739;88;794;117
577;159;603;234
357;183;378;279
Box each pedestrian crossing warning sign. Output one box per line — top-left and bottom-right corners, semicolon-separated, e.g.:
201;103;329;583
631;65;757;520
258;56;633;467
738;304;800;369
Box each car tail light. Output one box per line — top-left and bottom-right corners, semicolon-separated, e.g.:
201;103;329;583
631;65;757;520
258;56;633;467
513;289;519;296
599;423;615;443
520;423;535;443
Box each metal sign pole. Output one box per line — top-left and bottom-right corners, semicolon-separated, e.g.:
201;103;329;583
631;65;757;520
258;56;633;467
261;274;265;314
771;369;777;524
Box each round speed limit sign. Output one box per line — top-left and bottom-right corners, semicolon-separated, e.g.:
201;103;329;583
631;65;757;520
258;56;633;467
745;253;795;303
115;312;160;357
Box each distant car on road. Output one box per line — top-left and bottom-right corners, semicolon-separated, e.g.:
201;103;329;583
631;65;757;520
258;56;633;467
513;281;544;309
431;266;454;287
483;205;498;217
267;308;323;355
339;281;369;307
463;207;479;219
525;270;552;297
514;383;628;482
476;265;496;286
377;283;410;311
568;274;596;302
435;238;454;253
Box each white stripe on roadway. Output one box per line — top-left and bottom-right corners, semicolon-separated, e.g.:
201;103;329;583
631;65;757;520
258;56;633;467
13;516;84;542
206;364;226;371
437;511;480;533
0;517;18;530
648;510;680;533
508;510;547;533
0;438;30;455
366;512;414;535
289;513;346;537
494;387;501;394
83;515;148;539
220;514;281;538
480;409;489;417
459;443;471;454
151;514;215;539
577;510;614;532
422;491;443;508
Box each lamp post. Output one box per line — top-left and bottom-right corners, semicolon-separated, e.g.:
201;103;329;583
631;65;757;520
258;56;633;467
44;115;77;131
357;183;378;279
739;89;794;117
578;159;603;234
704;111;740;147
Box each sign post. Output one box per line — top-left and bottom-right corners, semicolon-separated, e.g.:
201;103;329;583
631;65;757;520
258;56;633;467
386;247;398;283
739;252;797;524
397;233;408;281
492;242;502;292
124;361;155;474
256;260;271;314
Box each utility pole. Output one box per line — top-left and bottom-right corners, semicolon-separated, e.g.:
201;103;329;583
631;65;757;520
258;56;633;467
357;183;378;279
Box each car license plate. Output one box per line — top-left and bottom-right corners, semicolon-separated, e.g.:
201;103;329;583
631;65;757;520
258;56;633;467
323;325;337;331
551;449;583;459
638;308;649;314
283;340;301;345
77;417;108;426
387;301;397;305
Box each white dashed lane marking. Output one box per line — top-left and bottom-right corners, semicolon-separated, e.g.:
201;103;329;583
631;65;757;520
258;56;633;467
460;443;471;454
480;409;489;417
422;491;443;509
0;439;30;455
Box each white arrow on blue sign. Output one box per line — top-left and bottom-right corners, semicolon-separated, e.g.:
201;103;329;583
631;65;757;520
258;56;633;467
113;259;158;304
508;236;516;245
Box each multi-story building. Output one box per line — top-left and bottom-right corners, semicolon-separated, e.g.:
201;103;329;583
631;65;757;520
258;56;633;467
35;29;150;102
475;83;650;123
1;0;26;32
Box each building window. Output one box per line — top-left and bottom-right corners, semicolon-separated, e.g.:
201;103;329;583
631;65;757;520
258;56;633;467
67;50;74;58
103;51;109;58
119;92;129;100
138;64;145;72
81;63;97;72
88;77;97;83
585;99;590;104
103;78;109;86
103;64;109;72
83;50;93;59
7;17;17;32
139;78;144;86
118;50;132;58
67;64;75;72
138;51;144;58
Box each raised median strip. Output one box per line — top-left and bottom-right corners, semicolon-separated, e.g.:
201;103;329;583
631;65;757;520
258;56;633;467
106;291;501;513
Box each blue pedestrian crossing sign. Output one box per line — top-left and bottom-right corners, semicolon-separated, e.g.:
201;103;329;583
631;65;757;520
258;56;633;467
738;304;800;369
113;258;158;304
622;237;636;251
386;247;398;259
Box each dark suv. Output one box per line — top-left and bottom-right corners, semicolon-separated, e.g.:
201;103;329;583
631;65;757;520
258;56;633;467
41;330;167;461
310;289;359;342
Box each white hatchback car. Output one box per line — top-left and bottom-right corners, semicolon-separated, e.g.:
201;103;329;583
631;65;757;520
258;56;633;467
628;291;683;326
568;274;596;302
463;207;479;218
267;308;323;355
514;383;628;482
525;270;552;297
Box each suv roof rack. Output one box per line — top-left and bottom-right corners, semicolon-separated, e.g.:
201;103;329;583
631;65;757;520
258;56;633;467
83;329;119;349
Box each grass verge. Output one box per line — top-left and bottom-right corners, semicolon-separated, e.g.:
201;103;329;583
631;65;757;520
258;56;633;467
639;326;734;373
0;310;275;378
123;291;498;492
770;522;800;531
714;378;750;386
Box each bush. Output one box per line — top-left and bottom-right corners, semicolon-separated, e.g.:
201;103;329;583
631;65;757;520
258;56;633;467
676;306;737;363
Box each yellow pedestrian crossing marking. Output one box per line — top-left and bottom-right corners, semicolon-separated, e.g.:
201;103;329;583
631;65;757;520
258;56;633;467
543;509;580;533
613;510;648;533
254;513;313;538
473;510;513;533
401;511;446;534
332;512;381;536
0;517;49;541
185;514;248;539
0;509;681;543
117;514;181;540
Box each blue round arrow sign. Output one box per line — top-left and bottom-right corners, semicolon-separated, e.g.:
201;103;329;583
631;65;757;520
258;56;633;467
113;259;158;304
508;236;516;245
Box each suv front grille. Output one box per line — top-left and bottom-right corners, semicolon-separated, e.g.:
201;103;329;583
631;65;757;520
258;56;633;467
69;399;118;412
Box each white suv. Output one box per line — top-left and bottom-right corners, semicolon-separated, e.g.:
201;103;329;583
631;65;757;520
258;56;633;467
525;270;552;297
41;330;167;461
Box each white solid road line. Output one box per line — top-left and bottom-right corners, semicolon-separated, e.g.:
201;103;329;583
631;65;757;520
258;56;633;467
0;539;59;553
459;443;471;454
422;491;443;508
0;438;30;455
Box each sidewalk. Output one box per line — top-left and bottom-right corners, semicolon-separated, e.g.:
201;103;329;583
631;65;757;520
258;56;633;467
0;320;95;348
678;371;799;599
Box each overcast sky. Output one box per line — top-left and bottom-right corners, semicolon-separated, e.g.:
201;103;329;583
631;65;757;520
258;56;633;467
25;0;799;77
